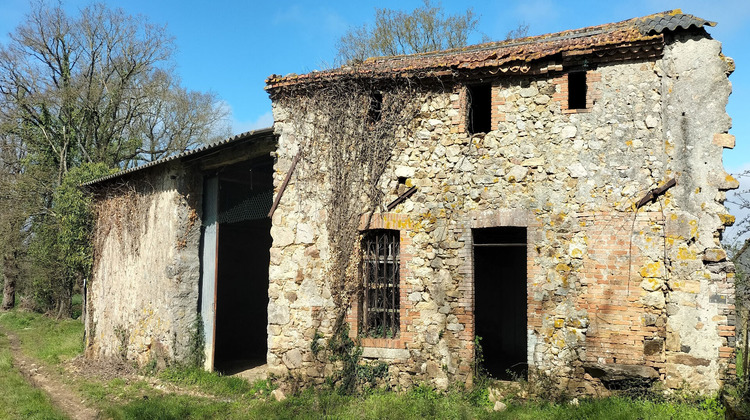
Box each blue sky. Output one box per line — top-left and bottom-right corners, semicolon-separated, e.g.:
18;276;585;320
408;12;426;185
2;0;749;240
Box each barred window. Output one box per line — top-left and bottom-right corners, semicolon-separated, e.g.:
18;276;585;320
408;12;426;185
361;230;400;338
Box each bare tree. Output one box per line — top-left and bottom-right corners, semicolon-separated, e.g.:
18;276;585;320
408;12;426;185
505;22;530;40
336;0;480;63
0;2;229;316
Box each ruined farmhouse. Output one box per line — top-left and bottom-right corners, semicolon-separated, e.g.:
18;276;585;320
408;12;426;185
85;10;739;393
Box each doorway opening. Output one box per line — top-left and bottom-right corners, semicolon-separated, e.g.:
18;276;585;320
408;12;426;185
473;226;527;380
200;155;274;374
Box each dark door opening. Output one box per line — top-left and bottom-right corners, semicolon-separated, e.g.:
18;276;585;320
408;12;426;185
209;156;274;374
473;227;527;380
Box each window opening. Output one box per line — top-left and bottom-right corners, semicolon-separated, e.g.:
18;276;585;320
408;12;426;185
368;91;383;124
568;71;587;109
467;83;491;134
361;229;400;338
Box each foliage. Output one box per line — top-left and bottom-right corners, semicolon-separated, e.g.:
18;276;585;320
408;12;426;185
0;1;229;317
323;323;388;394
336;0;479;63
187;314;206;368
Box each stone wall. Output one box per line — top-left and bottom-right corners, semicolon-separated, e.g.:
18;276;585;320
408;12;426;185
268;33;737;392
86;163;203;366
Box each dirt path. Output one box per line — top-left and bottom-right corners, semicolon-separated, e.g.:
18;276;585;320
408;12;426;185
1;327;98;420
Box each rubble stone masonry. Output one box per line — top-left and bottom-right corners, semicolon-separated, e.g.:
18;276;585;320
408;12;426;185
268;33;737;392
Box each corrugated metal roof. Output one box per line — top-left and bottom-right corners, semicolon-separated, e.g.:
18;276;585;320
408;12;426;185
82;127;275;187
266;10;715;90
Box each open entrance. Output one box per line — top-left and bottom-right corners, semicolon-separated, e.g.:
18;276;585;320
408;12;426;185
200;155;273;374
473;226;527;380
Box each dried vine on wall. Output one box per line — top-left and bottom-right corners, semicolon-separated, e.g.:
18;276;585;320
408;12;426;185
276;76;425;331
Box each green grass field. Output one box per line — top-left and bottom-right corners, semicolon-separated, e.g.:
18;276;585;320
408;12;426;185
0;309;732;419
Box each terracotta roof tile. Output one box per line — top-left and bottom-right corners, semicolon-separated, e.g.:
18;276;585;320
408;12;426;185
266;10;714;90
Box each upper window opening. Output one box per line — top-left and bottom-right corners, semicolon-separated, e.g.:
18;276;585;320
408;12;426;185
361;229;400;338
467;84;492;134
568;71;587;110
368;91;383;124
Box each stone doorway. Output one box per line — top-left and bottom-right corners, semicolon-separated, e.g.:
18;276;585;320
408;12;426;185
473;226;528;380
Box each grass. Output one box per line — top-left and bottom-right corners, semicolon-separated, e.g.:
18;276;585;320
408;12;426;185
98;383;726;420
0;309;731;419
0;310;83;364
157;366;274;398
0;331;68;420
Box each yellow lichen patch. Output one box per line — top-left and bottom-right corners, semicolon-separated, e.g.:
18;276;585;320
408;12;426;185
554;318;565;328
626;140;633;147
676;246;696;260
665;139;674;155
695;187;701;194
639;261;664;278
555;263;571;272
642;277;662;291
719;213;735;226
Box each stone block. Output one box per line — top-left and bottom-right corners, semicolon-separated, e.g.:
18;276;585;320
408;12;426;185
505;165;528;182
361;347;410;360
643;338;664;356
568;162;587;178
712;133;735;149
667;354;710;367
703;248;727;262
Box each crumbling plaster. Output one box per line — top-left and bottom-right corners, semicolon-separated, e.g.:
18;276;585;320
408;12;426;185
86;163;203;366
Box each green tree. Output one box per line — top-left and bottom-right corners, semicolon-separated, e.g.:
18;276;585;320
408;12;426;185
336;0;480;63
0;2;229;316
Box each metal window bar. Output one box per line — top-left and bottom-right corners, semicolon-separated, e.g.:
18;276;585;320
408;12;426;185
362;230;400;338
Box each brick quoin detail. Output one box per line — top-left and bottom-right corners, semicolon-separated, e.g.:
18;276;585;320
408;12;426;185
552;70;602;114
348;213;414;349
577;211;666;371
491;84;506;130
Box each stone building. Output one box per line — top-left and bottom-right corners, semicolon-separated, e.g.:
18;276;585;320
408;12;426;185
84;10;739;393
264;10;738;392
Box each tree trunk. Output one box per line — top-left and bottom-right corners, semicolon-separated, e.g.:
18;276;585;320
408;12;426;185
1;251;18;310
55;277;73;319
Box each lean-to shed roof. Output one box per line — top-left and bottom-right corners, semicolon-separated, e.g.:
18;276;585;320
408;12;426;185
83;127;275;187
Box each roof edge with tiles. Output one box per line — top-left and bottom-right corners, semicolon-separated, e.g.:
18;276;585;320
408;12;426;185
266;10;715;91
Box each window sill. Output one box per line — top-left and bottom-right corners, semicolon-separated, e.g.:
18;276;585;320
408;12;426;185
361;346;410;360
359;337;405;349
563;108;592;114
